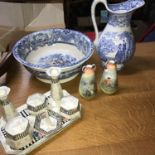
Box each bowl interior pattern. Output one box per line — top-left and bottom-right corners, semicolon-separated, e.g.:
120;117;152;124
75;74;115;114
12;29;94;70
25;43;84;69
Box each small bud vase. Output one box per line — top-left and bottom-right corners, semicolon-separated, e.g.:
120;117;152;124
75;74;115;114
79;64;97;99
99;60;118;94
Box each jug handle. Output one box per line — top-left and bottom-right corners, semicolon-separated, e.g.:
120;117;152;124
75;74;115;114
91;0;108;46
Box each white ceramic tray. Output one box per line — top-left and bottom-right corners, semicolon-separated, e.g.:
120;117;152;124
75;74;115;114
0;91;81;155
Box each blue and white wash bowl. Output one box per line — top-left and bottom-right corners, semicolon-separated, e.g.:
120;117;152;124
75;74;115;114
91;0;145;70
12;29;94;83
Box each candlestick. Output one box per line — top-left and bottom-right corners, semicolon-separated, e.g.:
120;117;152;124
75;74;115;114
46;67;63;112
0;86;17;121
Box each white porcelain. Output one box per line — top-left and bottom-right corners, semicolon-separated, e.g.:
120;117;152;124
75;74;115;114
39;117;58;132
5;116;32;150
0;86;17;121
46;67;62;80
47;67;63;113
61;96;79;111
60;96;80;119
0;90;81;155
34;111;61;134
26;93;47;115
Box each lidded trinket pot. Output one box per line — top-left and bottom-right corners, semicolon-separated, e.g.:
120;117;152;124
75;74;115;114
60;96;80;119
26;93;48;116
5;116;32;150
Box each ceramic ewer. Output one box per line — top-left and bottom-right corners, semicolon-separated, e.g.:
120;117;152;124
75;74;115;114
91;0;145;70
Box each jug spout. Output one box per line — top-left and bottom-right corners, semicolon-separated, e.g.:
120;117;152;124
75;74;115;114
91;0;145;46
92;0;145;14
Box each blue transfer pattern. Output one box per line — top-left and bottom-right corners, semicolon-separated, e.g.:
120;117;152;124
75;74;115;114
37;54;77;68
108;13;131;27
97;31;135;64
95;0;144;67
12;29;94;69
108;0;145;13
12;29;94;82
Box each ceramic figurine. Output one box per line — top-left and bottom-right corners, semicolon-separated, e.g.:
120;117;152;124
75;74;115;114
5;116;32;150
46;67;63;112
26;93;48;116
79;64;97;99
100;60;118;94
91;0;145;70
0;86;17;121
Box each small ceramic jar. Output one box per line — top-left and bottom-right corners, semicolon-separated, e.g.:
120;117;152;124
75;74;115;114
79;64;97;99
26;93;48;116
60;96;80;119
5;116;32;150
34;112;61;134
99;60;118;94
0;86;17;121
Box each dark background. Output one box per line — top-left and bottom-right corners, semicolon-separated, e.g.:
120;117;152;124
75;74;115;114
0;0;154;41
63;0;154;41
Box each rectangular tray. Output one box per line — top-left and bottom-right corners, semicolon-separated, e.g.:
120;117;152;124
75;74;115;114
0;91;81;155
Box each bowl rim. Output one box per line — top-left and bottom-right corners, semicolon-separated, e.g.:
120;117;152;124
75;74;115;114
12;28;94;71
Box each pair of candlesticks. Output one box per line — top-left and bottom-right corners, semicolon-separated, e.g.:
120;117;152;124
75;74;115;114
79;60;118;99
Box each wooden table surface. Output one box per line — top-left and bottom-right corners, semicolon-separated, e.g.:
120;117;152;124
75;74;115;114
1;42;155;155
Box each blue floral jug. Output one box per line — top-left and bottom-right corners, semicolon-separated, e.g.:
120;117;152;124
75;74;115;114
91;0;145;70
